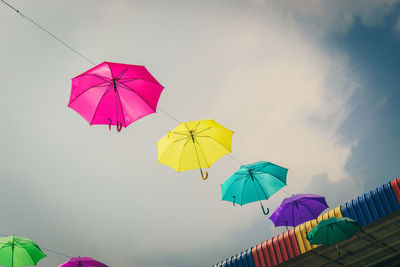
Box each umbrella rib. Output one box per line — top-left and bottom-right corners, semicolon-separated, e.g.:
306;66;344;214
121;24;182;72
68;82;110;105
118;78;139;82
173;136;190;143
118;83;156;112
335;222;354;240
302;202;318;219
222;173;249;203
253;176;270;200
239;176;249;206
192;121;201;132
252;178;266;204
157;135;188;165
115;67;130;80
192;139;203;169
92;74;112;82
115;87;126;127
193;127;212;135
90;85;113;125
183;122;191;132
193;135;231;152
178;137;191;171
194;138;210;168
292;202;296;227
118;77;162;88
113;90;119;127
326;225;330;246
171;132;190;136
16;241;43;265
78;74;111;82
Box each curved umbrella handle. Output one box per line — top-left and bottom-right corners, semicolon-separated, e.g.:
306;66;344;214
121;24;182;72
306;234;312;241
200;169;208;180
336;243;344;259
108;118;112;131
261;204;269;215
232;196;236;206
117;121;123;132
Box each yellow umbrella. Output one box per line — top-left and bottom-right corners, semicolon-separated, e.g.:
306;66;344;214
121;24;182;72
157;119;234;180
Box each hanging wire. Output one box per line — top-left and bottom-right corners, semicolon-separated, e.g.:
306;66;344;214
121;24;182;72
1;0;249;172
0;232;71;258
1;0;255;173
280;187;292;196
157;106;181;124
1;0;281;183
0;0;96;66
226;153;244;165
40;247;72;258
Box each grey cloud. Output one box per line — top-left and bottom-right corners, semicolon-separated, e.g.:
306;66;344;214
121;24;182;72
303;172;361;209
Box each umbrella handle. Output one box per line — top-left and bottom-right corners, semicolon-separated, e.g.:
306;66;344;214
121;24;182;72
261;204;269;215
200;169;208;180
109;118;123;132
336;243;341;259
233;196;236;206
117;121;122;132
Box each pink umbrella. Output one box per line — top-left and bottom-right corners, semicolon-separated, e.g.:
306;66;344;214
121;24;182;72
68;62;164;131
58;256;108;267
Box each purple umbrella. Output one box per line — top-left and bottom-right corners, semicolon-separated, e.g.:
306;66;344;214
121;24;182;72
58;257;108;267
269;193;328;228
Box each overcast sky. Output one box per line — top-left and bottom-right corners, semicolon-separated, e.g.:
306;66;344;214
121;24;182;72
1;1;400;266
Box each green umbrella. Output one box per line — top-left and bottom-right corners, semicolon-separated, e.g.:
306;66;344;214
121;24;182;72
0;236;46;267
307;217;360;258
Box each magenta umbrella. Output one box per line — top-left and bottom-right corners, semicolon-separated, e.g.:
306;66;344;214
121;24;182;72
58;257;108;267
68;62;164;131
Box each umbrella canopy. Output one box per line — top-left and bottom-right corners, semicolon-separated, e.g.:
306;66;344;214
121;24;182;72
0;236;46;267
68;62;164;131
269;193;328;227
307;217;360;246
157;119;233;180
221;161;288;215
58;257;108;267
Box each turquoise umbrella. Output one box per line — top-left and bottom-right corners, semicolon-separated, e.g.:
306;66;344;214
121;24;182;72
307;217;360;258
221;161;288;215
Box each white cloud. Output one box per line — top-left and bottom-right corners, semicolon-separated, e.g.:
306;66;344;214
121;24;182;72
396;14;400;33
251;0;400;35
211;13;357;191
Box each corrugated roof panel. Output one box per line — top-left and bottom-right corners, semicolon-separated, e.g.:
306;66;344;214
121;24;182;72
359;196;374;224
366;192;381;220
276;235;289;262
263;241;273;267
384;182;399;212
214;248;256;267
287;229;300;257
370;189;386;218
377;185;392;215
389;178;400;206
339;182;399;228
251;246;261;267
256;243;267;267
